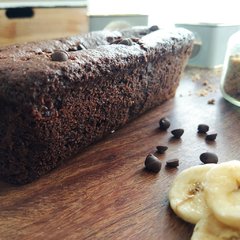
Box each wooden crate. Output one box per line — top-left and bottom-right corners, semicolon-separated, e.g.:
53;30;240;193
0;7;88;46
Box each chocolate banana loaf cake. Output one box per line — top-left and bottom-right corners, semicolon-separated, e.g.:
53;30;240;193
0;26;193;184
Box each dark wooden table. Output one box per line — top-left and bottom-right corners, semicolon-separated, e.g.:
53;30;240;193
1;67;240;240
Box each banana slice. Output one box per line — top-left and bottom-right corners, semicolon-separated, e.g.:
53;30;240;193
168;164;215;224
204;160;240;230
191;213;240;240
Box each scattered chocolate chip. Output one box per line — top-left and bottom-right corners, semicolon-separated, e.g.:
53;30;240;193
197;124;209;133
149;25;159;32
200;152;218;164
166;158;179;168
119;38;133;46
206;131;217;141
159;117;170;130
156;145;168;154
145;154;162;173
51;50;68;62
171;129;184;138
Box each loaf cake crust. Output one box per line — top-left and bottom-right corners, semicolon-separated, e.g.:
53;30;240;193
0;27;193;184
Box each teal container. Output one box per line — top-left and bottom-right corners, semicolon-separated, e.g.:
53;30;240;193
176;23;240;68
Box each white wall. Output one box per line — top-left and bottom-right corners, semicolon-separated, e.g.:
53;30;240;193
149;0;240;26
88;0;150;15
88;0;240;26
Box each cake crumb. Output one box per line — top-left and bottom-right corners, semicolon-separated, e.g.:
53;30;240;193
192;73;201;81
196;83;216;97
207;98;215;105
197;89;208;97
202;80;208;86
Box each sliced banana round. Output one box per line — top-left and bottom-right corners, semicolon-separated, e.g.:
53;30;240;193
204;160;240;230
191;213;240;240
168;164;215;224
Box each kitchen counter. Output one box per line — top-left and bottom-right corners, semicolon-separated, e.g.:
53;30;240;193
1;67;240;240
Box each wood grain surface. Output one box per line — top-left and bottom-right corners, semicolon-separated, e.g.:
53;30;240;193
1;67;240;240
0;7;88;46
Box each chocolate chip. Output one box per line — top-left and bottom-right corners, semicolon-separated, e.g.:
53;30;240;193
77;43;86;50
208;98;215;105
166;158;179;168
206;131;217;141
145;154;161;173
111;37;122;44
156;145;168;154
159;117;170;130
139;31;147;36
149;25;159;32
131;37;140;43
171;129;184;138
119;38;133;46
198;124;209;133
106;36;114;43
200;152;218;164
51;50;68;62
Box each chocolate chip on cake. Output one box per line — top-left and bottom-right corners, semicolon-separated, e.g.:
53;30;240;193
149;25;159;32
200;152;218;164
119;38;133;46
166;158;179;168
106;36;114;43
206;131;217;141
51;50;68;62
159;117;171;130
145;154;162;173
156;145;168;154
171;128;184;138
111;37;122;45
197;124;209;133
77;43;86;50
131;37;140;43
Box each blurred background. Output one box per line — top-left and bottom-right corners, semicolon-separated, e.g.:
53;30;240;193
0;0;239;67
88;0;239;27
